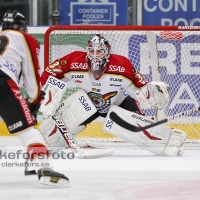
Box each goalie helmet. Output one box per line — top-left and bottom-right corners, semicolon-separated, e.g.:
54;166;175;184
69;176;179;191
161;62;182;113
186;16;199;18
1;10;28;32
86;34;111;80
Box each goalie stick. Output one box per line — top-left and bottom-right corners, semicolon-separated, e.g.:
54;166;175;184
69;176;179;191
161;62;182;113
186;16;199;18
52;109;81;155
110;106;200;132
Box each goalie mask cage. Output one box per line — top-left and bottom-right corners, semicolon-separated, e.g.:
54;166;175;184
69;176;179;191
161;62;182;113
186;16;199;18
44;25;200;148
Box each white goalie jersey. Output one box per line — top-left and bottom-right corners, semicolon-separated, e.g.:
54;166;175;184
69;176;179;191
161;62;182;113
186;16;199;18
41;51;169;114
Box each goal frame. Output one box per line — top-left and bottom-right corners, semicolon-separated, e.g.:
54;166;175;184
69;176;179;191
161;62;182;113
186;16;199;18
44;25;200;148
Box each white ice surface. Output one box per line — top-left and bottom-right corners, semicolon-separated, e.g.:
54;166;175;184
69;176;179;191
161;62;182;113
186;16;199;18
0;136;200;200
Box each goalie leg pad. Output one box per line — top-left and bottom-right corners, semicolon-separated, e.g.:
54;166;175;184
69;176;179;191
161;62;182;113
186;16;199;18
162;128;187;157
39;115;85;153
103;105;186;156
39;89;97;153
59;89;97;131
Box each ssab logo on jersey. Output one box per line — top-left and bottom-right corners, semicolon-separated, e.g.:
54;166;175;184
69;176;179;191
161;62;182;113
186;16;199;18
92;82;101;87
71;62;88;69
108;65;125;72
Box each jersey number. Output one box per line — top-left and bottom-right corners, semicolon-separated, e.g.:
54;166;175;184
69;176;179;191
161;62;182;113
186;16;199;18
0;35;9;55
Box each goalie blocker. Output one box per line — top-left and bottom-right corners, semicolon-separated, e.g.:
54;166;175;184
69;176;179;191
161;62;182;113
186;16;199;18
103;105;187;156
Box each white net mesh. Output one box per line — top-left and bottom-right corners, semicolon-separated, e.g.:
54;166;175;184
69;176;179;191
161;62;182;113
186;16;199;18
45;26;200;145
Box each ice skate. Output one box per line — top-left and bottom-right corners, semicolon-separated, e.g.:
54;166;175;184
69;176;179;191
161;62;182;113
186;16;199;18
38;168;69;186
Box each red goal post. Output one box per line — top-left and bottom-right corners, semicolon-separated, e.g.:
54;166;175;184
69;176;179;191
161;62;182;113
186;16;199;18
44;25;200;147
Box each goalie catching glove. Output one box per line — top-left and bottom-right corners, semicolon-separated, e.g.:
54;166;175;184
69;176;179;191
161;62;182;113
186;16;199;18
135;81;169;110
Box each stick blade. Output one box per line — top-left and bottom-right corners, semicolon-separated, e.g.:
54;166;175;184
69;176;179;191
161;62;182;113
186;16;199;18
74;148;115;159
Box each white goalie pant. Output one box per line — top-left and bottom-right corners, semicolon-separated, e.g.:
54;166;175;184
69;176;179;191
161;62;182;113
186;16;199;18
103;105;187;156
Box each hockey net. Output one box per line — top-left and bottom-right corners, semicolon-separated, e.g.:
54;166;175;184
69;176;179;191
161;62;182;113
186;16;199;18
44;26;200;148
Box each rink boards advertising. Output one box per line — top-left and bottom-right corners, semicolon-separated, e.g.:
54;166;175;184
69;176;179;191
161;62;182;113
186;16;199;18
143;0;200;26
